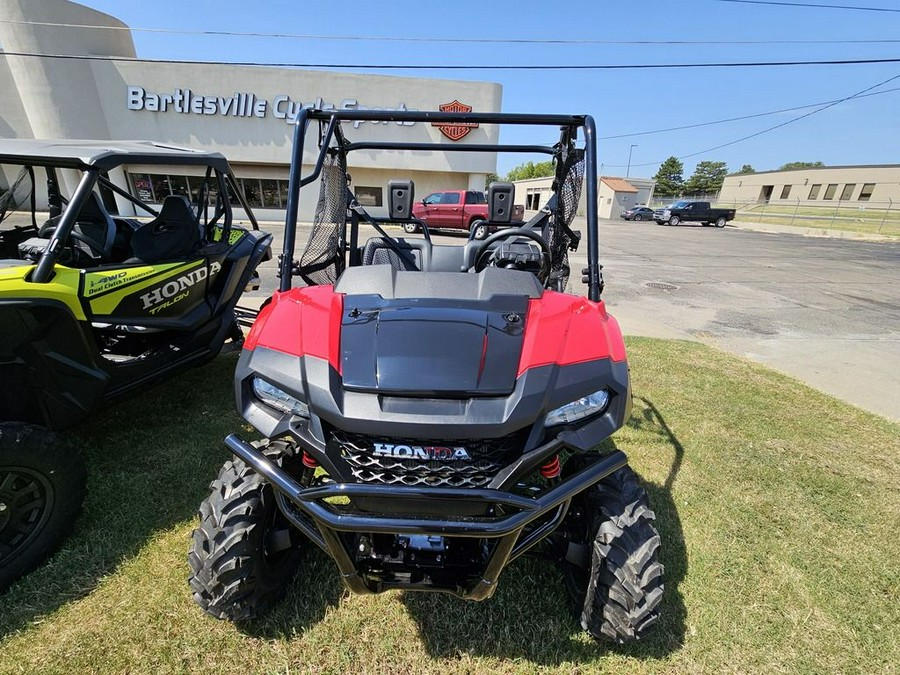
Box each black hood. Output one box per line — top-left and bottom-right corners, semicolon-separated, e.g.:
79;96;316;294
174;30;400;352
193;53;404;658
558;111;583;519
340;295;528;397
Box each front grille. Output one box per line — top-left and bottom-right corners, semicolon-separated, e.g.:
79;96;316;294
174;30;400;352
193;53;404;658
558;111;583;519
332;430;528;488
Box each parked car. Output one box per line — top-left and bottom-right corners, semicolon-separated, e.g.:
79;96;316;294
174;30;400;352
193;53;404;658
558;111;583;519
652;200;736;228
409;189;525;239
621;206;654;221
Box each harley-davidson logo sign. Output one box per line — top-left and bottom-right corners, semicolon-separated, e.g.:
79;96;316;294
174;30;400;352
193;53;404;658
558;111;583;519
432;100;478;141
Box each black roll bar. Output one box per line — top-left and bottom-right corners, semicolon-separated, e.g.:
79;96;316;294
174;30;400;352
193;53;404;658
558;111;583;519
279;109;601;298
32;168;99;283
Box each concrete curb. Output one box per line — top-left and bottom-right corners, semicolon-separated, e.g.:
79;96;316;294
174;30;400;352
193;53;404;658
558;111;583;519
727;219;896;241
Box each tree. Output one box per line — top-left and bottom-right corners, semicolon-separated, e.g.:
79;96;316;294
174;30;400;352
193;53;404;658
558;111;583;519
684;161;728;195
484;173;500;188
505;160;555;182
652;156;684;197
736;164;755;174
778;161;824;171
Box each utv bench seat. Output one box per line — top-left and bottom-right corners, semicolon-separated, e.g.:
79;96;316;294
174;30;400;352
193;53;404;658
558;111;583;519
334;264;543;301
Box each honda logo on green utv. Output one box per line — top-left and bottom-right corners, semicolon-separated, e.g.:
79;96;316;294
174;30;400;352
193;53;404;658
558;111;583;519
139;261;221;313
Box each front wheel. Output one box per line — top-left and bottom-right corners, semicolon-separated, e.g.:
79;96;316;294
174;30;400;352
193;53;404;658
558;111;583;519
0;423;86;592
715;216;727;228
560;462;664;643
668;216;680;226
188;440;304;621
402;223;419;234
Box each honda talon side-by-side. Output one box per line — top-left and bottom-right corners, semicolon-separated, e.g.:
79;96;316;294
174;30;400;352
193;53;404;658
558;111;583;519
188;109;664;643
0;140;271;591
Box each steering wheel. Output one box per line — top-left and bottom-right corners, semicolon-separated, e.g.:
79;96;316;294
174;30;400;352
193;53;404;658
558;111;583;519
471;228;551;284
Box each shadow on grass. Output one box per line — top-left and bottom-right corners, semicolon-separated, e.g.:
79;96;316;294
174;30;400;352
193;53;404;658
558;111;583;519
237;546;345;639
0;355;244;637
402;396;688;666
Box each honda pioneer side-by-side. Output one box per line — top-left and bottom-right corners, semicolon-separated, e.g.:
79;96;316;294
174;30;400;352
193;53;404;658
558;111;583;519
188;110;664;643
0;140;271;590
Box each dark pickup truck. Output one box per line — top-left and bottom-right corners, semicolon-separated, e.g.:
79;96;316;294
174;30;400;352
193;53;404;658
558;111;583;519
653;200;736;228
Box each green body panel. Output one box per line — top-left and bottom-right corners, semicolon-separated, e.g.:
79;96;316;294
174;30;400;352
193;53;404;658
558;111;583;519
0;264;86;320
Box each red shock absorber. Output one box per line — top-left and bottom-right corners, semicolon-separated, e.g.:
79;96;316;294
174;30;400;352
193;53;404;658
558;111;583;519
540;455;561;479
302;451;319;469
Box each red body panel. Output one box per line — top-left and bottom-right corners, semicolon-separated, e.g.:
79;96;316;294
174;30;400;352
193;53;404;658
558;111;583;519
245;285;625;380
243;286;343;373
516;291;626;376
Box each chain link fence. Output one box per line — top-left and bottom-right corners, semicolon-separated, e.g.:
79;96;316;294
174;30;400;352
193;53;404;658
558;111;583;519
718;198;899;236
646;193;898;235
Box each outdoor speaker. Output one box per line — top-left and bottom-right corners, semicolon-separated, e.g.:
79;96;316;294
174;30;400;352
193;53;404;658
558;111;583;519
488;182;514;223
388;180;415;219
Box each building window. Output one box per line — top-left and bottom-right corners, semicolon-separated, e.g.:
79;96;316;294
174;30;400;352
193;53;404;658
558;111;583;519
186;175;213;205
170;176;190;199
130;173;155;202
858;183;876;202
241;178;262;208
808;184;821;200
356;186;383;207
823;184;838;200
839;184;856;201
260;179;281;208
780;185;792;199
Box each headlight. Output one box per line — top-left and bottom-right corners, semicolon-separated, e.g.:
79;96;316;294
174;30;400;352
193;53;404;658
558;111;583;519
252;377;310;417
545;389;610;426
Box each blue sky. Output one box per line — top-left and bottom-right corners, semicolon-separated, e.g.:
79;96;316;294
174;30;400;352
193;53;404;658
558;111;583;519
82;0;900;178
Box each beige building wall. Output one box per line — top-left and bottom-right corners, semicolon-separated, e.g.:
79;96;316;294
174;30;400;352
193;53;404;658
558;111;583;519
515;176;554;212
514;175;656;219
719;165;900;206
0;0;503;221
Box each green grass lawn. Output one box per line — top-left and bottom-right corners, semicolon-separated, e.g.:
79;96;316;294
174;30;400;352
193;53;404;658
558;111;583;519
1;339;898;674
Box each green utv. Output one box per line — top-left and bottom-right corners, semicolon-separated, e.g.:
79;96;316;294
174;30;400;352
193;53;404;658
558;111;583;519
0;140;272;591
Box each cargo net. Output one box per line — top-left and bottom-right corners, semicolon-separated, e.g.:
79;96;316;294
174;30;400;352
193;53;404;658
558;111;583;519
0;166;35;226
548;148;585;292
296;154;347;285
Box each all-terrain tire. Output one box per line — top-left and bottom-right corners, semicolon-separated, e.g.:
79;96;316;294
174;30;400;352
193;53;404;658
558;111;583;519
562;463;664;643
668;215;680;226
471;221;488;240
188;441;303;621
0;423;86;593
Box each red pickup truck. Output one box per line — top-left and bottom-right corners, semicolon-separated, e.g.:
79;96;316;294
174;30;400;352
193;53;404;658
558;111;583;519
408;190;524;239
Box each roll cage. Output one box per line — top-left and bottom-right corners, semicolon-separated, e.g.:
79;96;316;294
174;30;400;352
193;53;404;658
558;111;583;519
0;140;260;282
279;109;604;301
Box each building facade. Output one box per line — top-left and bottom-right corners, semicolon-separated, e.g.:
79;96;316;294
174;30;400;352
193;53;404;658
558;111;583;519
514;175;656;219
0;0;503;221
719;165;900;207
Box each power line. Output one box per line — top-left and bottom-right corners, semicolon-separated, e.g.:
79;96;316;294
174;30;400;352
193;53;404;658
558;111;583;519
2;18;899;45
599;85;900;140
603;72;900;168
3;50;900;70
713;0;900;12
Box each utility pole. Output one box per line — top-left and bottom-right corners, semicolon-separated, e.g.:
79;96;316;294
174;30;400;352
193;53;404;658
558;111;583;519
626;144;638;177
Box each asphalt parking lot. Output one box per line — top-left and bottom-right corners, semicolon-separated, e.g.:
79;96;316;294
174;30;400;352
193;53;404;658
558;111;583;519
245;219;900;420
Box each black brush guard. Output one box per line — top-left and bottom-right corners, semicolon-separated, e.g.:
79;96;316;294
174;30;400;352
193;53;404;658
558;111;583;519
225;434;627;600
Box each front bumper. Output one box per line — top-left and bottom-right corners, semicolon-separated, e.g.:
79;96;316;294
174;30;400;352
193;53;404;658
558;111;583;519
224;433;628;600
